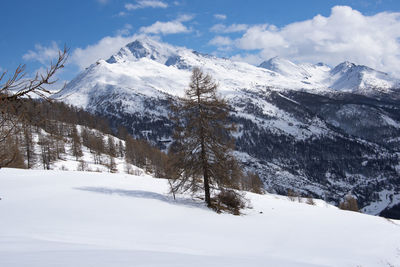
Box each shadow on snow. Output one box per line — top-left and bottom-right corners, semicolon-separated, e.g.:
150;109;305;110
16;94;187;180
74;186;207;210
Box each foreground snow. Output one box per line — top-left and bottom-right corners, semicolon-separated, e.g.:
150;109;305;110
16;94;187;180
0;168;399;267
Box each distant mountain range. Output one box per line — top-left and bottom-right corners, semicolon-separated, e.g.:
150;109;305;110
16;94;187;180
259;56;398;93
55;37;400;218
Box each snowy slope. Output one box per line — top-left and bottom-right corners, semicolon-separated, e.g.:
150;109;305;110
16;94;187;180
0;168;399;267
27;124;137;174
328;61;397;92
57;38;399;107
259;57;313;80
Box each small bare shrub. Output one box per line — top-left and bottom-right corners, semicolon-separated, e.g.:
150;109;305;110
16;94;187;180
287;189;298;202
215;190;246;215
125;163;133;175
306;197;316;206
241;171;264;194
133;168;144;176
60;165;68;171
297;196;303;203
77;159;88;171
339;195;359;212
125;163;144;176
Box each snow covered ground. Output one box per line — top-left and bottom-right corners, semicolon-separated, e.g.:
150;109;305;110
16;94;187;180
0;168;399;267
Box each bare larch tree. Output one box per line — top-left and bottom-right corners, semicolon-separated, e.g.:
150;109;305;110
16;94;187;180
169;67;240;207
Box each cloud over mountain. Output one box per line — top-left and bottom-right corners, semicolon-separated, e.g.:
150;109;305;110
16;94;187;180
231;6;400;77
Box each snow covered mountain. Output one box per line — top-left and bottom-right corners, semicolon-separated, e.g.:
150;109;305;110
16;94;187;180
55;37;400;218
328;61;397;92
58;38;400;105
258;57;399;92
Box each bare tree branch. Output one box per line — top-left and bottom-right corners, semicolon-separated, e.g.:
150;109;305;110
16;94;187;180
0;45;69;168
0;45;68;101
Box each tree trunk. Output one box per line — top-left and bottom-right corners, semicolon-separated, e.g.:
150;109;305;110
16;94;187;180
197;84;211;207
202;139;211;207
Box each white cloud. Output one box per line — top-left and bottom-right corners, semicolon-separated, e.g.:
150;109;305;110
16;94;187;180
116;24;133;36
71;34;142;70
125;0;168;10
210;23;249;33
23;41;61;65
139;15;193;35
209;36;233;46
176;14;195;22
116;11;127;17
140;21;190;35
235;24;287;50
233;6;400;77
214;14;227;20
230;53;263;65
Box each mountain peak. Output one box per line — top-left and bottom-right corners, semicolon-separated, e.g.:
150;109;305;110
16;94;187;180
330;61;384;76
328;61;395;91
259;56;312;79
331;61;357;75
106;37;177;64
258;56;293;69
125;40;152;59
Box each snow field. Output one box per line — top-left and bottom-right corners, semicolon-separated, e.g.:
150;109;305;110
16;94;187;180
0;168;399;267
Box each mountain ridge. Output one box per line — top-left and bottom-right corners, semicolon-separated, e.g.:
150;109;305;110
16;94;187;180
57;38;400;107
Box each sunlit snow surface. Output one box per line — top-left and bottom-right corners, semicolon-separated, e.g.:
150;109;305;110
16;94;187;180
0;168;399;267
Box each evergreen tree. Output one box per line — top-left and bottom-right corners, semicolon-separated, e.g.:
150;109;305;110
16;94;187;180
118;140;125;158
107;135;117;157
107;154;117;173
3;135;26;169
169;67;240;207
22;125;36;168
38;134;55;170
70;126;83;160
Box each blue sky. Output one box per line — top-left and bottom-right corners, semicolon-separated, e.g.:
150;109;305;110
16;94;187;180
1;0;400;84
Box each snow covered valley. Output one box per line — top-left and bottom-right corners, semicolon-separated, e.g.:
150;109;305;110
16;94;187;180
0;168;399;267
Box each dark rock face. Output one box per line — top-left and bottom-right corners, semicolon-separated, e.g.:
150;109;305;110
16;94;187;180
380;204;400;219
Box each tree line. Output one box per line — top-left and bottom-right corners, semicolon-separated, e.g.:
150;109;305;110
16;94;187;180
0;96;172;175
